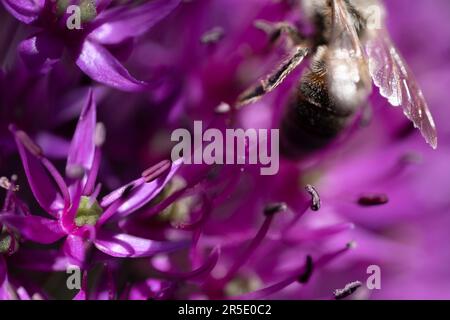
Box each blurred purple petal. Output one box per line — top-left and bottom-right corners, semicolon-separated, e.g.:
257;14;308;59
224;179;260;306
90;0;181;44
75;40;146;92
66;89;96;177
94;231;189;258
1;0;44;24
18;33;63;74
36;133;70;159
0;214;65;244
11;249;70;272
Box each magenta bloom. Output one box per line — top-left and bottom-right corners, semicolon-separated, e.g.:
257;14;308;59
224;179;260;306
2;0;181;91
1;90;187;268
1;0;450;301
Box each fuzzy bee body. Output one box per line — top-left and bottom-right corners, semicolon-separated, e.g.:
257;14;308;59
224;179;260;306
238;0;437;157
281;46;356;156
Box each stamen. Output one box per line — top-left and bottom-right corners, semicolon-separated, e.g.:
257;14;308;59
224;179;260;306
305;184;321;211
263;202;287;216
358;194;388;206
0;176;19;192
297;255;313;284
142;160;172;183
333;281;362;300
221;203;284;284
156;247;220;281
234;243;352;300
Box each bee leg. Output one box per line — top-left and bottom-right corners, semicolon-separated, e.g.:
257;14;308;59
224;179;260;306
236;46;309;108
254;20;304;45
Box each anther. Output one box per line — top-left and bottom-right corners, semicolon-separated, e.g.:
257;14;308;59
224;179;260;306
142;160;172;183
94;122;106;147
214;102;231;114
297;255;313;284
263;202;287;216
333;281;362;300
201;26;225;44
358;194;388;206
305;184;321;211
66;165;85;179
346;241;357;249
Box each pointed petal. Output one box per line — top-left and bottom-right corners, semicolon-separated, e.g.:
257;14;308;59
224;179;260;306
100;159;182;222
9;125;66;215
66;89;96;177
90;0;181;44
18;32;63;74
76;40;146;92
0;214;66;244
94;231;189;258
63;235;86;267
1;0;44;24
0;256;12;300
0;256;6;288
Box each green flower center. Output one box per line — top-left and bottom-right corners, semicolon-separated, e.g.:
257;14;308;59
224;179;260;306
75;196;103;227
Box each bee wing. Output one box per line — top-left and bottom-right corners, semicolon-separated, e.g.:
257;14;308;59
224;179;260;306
365;31;437;148
327;0;372;107
237;46;309;108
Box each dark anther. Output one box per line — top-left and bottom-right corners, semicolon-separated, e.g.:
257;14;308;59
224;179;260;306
305;184;321;211
263;202;287;216
358;194;388;206
298;255;314;284
142;160;171;183
333;281;362;300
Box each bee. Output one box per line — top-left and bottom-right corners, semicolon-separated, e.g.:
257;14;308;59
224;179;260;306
237;0;437;157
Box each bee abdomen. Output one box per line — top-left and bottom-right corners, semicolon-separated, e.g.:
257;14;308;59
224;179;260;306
280;82;353;158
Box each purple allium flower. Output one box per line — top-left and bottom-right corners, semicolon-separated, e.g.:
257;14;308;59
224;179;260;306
1;0;181;91
1;0;450;301
2;90;187;268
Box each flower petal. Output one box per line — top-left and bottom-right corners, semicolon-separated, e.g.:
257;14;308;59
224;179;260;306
1;0;44;24
63;235;87;267
0;256;11;300
66;89;96;177
100;158;182;222
9;125;64;215
0;256;6;288
75;40;146;92
36;132;70;159
94;231;189;258
90;0;181;44
18;32;63;74
0;214;66;244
